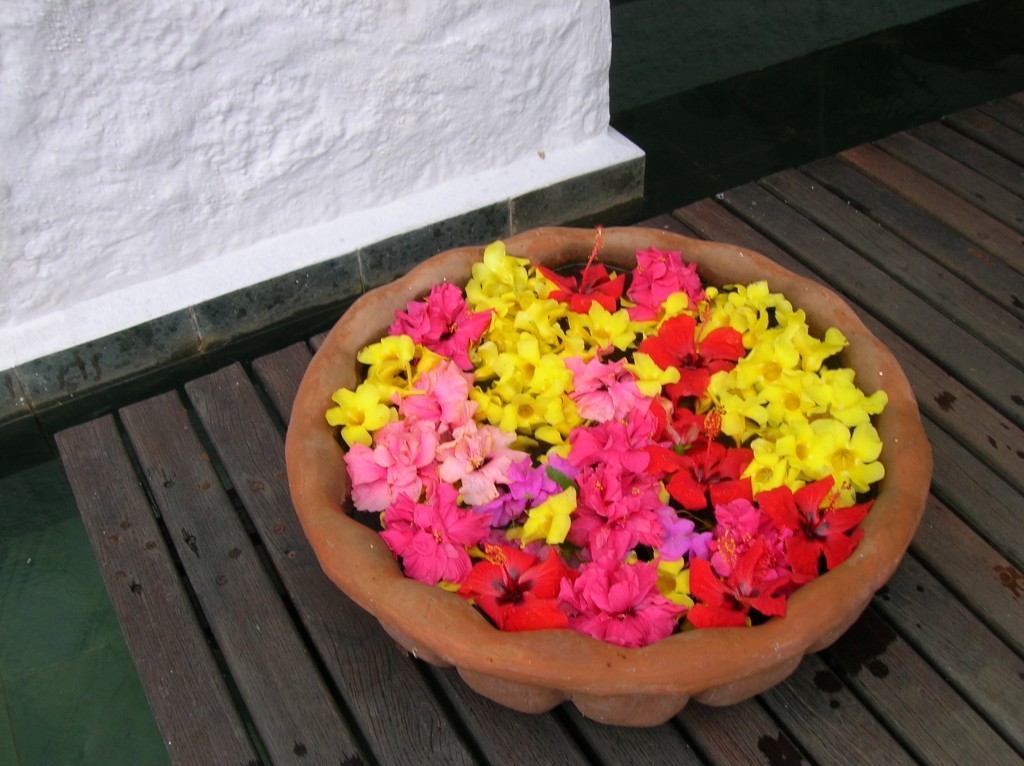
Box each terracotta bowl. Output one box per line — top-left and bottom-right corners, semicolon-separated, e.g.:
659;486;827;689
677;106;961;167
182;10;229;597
285;226;932;726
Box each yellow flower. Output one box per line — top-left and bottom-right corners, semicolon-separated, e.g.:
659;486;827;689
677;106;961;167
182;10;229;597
465;240;531;318
325;382;395;447
357;335;417;398
627;352;681;397
819;367;888;428
514;487;577;545
656;558;695;608
566;302;637;355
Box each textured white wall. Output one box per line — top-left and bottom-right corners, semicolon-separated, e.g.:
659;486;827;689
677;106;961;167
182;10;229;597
1;1;623;368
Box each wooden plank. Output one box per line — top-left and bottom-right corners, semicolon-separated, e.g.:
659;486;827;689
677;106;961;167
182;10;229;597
839;143;1024;273
923;417;1024;568
561;705;704;765
910;122;1024;198
874;132;1024;235
875;555;1024;754
759;655;916;766
250;341;311;426
427;669;595;766
803;156;1024;320
185;364;478;766
824;608;1021;765
55;418;260;766
979;97;1024;135
716;182;1024;429
911;497;1024;657
943;108;1024;174
119;393;363;765
672;197;1024;498
759;168;1024;361
678;699;810;766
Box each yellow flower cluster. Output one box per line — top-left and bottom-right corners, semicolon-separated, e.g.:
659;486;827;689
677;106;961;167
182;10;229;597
703;282;887;504
325;335;442;447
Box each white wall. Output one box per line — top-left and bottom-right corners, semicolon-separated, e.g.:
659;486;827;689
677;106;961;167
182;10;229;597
1;1;632;369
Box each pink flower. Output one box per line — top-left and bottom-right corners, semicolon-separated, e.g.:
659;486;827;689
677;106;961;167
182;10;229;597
344;419;439;511
709;498;791;582
436;420;528;506
568;464;665;561
380;483;490;585
564;355;643;422
627;247;706;321
558;557;686;648
389;282;492;370
398;359;476;428
567;406;661;473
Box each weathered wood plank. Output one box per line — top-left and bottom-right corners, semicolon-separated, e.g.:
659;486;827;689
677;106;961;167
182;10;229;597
250;341;312;426
874;132;1024;235
678;700;810;766
910;497;1024;657
185;363;479;766
910;122;1024;198
119;393;363;765
978;97;1024;135
839;143;1024;273
824;608;1021;765
55;417;260;766
874;555;1024;754
803;156;1024;320
561;705;705;765
716;182;1024;429
758;167;1024;361
923;417;1024;568
426;669;594;766
942;108;1024;176
759;654;916;766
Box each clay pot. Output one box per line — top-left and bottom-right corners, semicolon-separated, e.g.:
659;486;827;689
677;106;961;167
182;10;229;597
285;227;932;726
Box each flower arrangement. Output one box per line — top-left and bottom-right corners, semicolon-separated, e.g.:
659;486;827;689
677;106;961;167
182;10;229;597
326;230;887;649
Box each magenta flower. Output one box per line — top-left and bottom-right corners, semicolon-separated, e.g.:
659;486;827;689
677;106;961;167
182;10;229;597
627;247;706;321
389;282;492;370
565;355;643;422
379;483;490;585
709;498;791;583
558;557;686;648
474;456;562;527
344;419;439;511
654;507;712;561
567;406;661;474
568;464;665;561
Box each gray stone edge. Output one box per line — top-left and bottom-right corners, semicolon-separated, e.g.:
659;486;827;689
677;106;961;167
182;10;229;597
1;155;644;436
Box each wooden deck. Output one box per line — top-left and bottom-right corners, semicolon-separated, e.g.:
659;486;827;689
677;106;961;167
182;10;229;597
56;93;1024;765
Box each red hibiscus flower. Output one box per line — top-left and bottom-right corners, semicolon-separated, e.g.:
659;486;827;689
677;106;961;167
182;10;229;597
687;538;791;628
646;439;753;512
758;476;872;582
639;314;745;398
458;545;576;631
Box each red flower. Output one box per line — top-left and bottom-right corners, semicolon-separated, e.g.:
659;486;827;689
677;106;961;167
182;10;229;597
458;545;576;631
647;439;753;512
687;539;790;628
758;476;872;582
639;314;745;398
536;262;624;314
535;226;625;313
